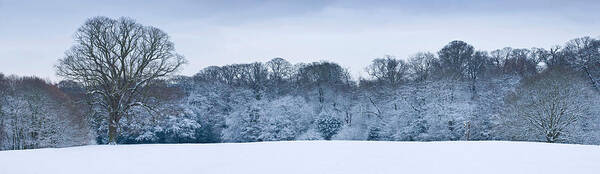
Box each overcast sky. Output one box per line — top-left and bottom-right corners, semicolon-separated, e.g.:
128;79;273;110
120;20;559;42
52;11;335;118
1;0;599;81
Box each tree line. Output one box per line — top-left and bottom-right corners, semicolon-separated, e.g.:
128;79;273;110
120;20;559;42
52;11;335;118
0;16;599;150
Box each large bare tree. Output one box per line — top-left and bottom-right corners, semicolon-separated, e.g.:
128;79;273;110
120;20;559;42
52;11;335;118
506;68;588;143
408;52;437;82
366;55;410;86
56;16;186;144
438;40;474;79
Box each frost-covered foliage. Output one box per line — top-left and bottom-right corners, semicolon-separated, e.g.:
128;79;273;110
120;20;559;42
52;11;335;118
258;96;314;141
70;49;599;145
222;96;314;142
0;76;89;150
75;37;598;146
2;37;600;151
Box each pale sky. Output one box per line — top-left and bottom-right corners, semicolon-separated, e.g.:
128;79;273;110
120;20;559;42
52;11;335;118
1;0;599;81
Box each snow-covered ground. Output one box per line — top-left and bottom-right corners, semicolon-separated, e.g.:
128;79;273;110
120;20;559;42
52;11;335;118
0;141;598;174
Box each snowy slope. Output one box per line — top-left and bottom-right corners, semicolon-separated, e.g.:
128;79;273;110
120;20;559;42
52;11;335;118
0;141;598;174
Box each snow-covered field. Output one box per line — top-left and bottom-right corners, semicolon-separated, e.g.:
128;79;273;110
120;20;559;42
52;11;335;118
0;141;598;174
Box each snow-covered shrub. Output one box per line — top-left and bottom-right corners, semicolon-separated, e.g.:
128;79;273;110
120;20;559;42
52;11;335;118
316;112;343;140
297;128;324;141
259;96;313;141
223;103;263;142
332;125;368;140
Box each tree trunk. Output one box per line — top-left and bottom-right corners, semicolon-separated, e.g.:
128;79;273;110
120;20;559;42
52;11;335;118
464;121;471;141
546;131;559;143
584;67;599;92
470;79;477;100
107;112;119;145
318;87;324;103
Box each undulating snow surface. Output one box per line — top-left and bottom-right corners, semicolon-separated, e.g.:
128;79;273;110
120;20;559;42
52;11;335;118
1;141;598;174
